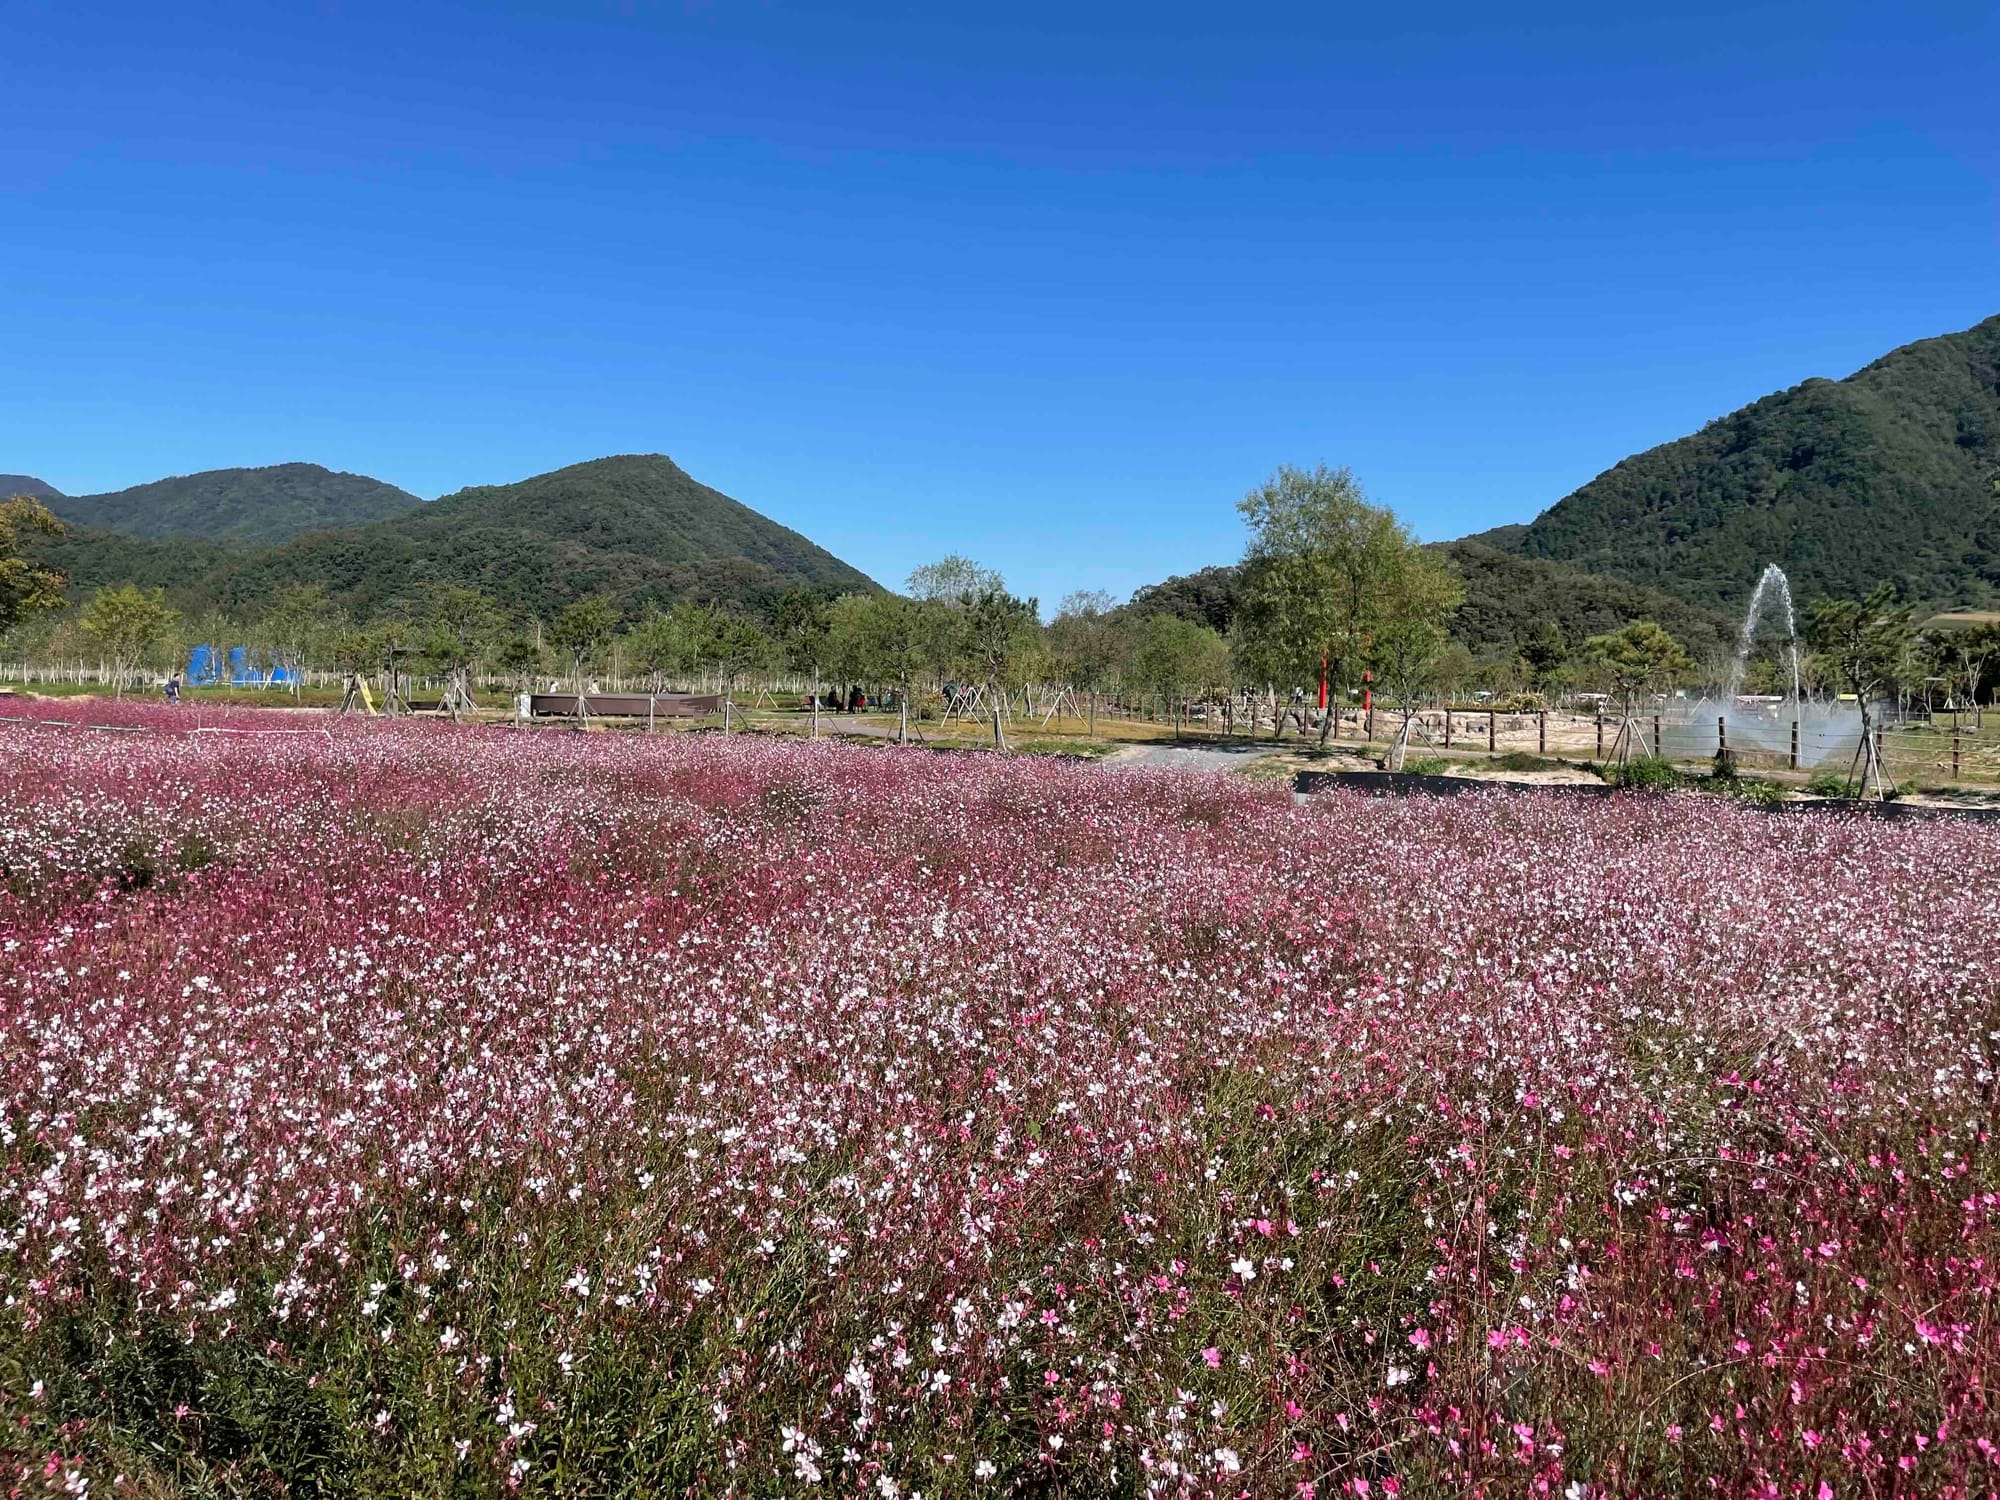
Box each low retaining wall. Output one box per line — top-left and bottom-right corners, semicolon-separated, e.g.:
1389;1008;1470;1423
1294;770;2000;822
528;693;725;719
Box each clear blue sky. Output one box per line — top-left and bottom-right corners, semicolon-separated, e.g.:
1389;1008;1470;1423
4;1;1995;606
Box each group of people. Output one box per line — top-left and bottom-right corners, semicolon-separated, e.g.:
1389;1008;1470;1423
812;686;887;712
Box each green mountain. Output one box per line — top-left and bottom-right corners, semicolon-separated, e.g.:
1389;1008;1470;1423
1496;313;2000;609
1436;540;1734;661
33;454;877;622
45;463;425;545
2;475;66;502
1128;543;1736;665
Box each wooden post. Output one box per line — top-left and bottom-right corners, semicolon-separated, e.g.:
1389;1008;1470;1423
1487;709;1496;752
1595;713;1604;759
1538;709;1547;755
1952;732;1961;780
1789;720;1799;770
1652;715;1662;758
1718;716;1727;759
1444;707;1453;748
1366;701;1375;743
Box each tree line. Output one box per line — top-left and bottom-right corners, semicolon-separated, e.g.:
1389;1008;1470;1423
4;475;1996;736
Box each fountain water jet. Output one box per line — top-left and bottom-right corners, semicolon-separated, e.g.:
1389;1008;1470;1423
1724;563;1801;705
1656;564;1867;772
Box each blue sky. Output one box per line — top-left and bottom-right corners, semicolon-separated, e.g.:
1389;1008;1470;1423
3;0;1995;607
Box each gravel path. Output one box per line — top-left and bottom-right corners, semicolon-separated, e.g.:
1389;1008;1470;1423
1106;741;1283;772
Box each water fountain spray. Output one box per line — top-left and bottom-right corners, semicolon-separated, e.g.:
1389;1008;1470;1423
1724;562;1801;705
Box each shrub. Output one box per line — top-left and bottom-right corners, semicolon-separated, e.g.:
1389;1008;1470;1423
1608;755;1680;791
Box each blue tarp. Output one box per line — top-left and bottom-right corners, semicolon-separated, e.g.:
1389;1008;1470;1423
184;645;298;687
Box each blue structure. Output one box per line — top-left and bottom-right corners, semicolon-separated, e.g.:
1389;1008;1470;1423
184;644;299;688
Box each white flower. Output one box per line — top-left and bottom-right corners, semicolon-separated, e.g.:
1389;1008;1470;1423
1214;1447;1241;1473
1230;1257;1256;1281
974;1459;997;1479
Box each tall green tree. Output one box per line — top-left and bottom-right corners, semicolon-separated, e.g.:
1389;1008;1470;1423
1374;617;1450;769
774;588;834;738
79;584;178;698
257;583;344;699
1046;589;1127;736
1805;586;1913;798
623;608;685;695
851;592;929;744
933;574;1038;753
494;631;547;695
1519;621;1569;694
422;583;501;718
548;596;621;717
1128;614;1229;740
1920;621;2000;729
1584;620;1692;765
0;497;67;637
1234;465;1458;745
707;612;772;732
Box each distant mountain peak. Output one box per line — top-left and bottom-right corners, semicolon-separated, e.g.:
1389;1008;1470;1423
1485;312;2000;610
47;464;425;546
0;475;66;502
30;453;878;626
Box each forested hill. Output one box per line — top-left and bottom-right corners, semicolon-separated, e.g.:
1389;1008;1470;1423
31;454;879;622
47;463;426;544
0;475;65;502
1495;312;2000;609
1128;542;1737;664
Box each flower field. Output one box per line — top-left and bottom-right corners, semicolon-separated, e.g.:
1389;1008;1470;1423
4;710;1999;1497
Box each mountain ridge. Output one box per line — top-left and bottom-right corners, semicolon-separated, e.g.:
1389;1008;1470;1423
27;454;879;622
0;475;66;502
1489;312;2000;610
46;463;426;545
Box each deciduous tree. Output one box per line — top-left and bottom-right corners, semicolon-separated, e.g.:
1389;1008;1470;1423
79;584;178;698
0;497;66;636
1806;586;1913;798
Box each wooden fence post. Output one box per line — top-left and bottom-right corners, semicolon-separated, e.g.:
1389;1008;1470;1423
1487;709;1496;752
1595;713;1604;758
1652;715;1662;758
1444;708;1453;748
1718;716;1727;760
1789;721;1799;770
1952;732;1961;780
1538;710;1547;755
